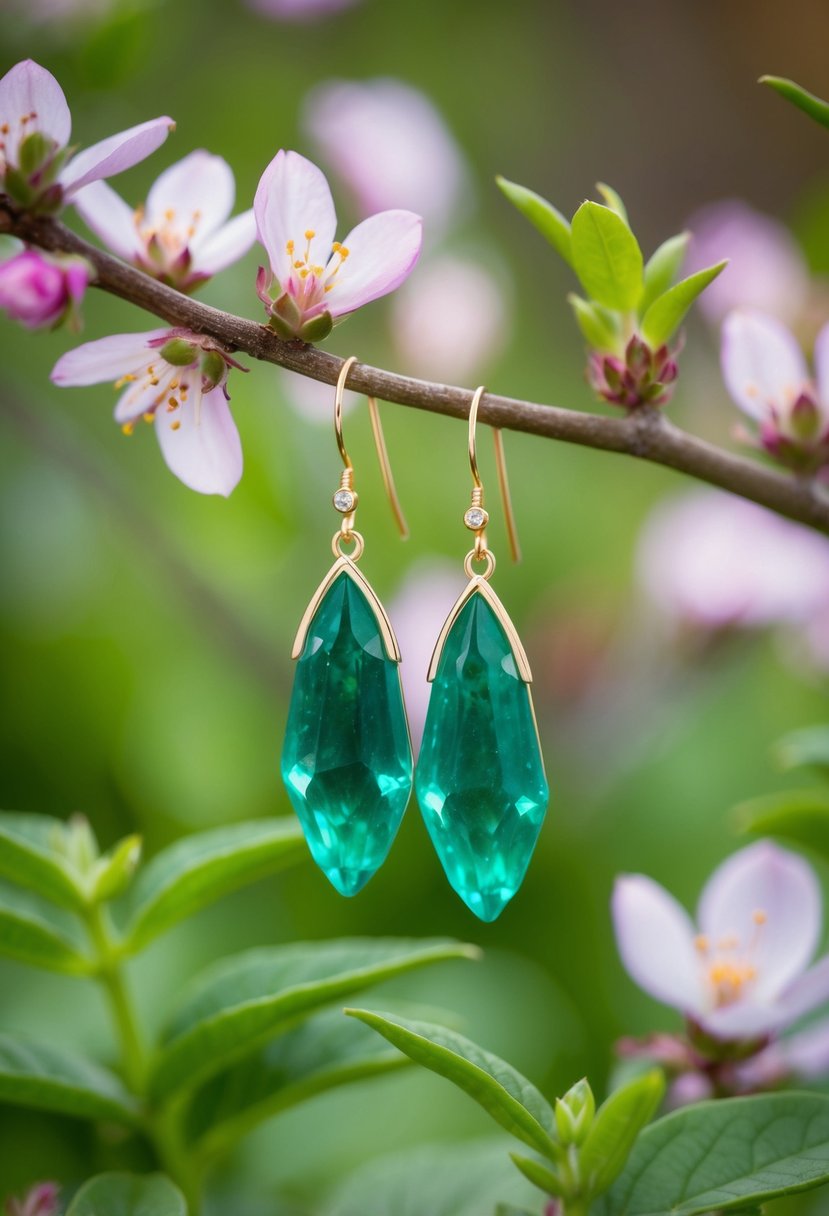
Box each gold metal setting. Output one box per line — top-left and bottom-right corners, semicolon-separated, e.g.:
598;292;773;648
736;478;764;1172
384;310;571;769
291;553;401;663
427;576;532;684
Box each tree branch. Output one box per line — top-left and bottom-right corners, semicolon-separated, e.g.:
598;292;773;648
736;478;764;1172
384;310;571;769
4;201;829;536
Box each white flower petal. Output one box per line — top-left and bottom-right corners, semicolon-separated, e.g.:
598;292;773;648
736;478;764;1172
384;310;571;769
147;149;235;240
324;209;422;317
114;366;176;423
612;875;705;1014
0;59;71;164
51;330;169;385
194;209;257;275
812;321;829;428
60;116;174;196
72;180;142;261
777;954;829;1024
254;149;337;283
155;383;242;496
720;309;809;421
697;841;821;1001
697;1000;787;1040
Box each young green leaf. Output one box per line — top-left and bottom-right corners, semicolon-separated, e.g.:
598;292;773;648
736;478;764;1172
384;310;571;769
347;1009;557;1159
760;75;829;131
90;835;142;904
66;1174;186;1216
509;1153;564;1197
121;818;307;953
496;176;573;267
0;897;92;974
774;724;829;776
640;260;727;347
580;1070;664;1198
595;1092;829;1215
567;294;621;351
0;813;85;910
735;790;829;860
596;183;629;225
571;202;643;311
150;938;476;1101
185;1009;409;1157
0;1032;139;1125
640;232;690;315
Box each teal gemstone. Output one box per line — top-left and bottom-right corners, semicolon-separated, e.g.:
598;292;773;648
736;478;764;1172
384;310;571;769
416;589;548;922
281;569;413;896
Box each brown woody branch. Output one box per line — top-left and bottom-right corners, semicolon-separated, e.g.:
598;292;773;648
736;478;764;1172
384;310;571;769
4;201;829;537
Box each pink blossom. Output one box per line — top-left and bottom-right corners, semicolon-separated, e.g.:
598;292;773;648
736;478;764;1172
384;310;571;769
613;841;829;1041
0;247;89;329
588;334;679;410
391;254;508;383
636;488;829;632
0;59;173;214
254;149;422;342
685;200;809;326
51;329;244;496
721;309;829;472
303;79;468;238
244;0;361;19
73;150;256;292
4;1182;59;1216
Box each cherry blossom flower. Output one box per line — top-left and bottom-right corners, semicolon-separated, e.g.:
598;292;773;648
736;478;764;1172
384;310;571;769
685;200;809;326
613;841;829;1041
303;79;468;238
51;329;244;496
589;334;679;410
254;149;422;342
721;309;829;473
4;1182;59;1216
73;150;256;292
0;247;90;329
0;59;173;214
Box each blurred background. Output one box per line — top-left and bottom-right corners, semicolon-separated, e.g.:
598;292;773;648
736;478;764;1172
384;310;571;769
2;0;829;1210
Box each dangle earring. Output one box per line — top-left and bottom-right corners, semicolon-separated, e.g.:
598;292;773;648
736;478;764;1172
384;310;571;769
415;387;549;922
281;357;413;896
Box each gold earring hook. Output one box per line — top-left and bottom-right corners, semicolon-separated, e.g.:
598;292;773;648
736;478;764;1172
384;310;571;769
467;385;521;564
334;356;409;539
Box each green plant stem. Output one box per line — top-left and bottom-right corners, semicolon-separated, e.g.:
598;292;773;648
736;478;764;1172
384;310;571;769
563;1201;590;1216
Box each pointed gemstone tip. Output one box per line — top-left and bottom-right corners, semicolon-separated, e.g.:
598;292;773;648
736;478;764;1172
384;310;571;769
416;589;548;920
282;570;413;894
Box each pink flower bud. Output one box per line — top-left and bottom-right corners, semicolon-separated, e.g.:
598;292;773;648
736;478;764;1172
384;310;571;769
0;248;90;329
5;1182;60;1216
588;334;680;410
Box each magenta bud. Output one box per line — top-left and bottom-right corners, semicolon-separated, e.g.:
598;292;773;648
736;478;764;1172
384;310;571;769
0;249;90;330
790;392;821;442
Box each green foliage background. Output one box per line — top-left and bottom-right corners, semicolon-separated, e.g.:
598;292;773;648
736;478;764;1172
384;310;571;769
1;0;829;1208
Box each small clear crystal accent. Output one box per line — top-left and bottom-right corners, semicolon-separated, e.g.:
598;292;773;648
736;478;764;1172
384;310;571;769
464;507;487;530
333;489;356;513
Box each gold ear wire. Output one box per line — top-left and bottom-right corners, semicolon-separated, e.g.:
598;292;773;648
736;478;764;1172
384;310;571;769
467;385;521;563
335;356;409;540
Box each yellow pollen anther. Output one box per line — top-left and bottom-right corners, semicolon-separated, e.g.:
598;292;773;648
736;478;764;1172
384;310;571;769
121;422;135;436
169;378;179;390
304;229;315;240
299;268;309;279
339;245;350;259
1;124;9;135
149;377;160;387
694;935;709;953
114;373;137;389
142;412;154;423
294;260;304;269
286;240;295;254
332;241;341;253
324;284;334;292
167;398;179;410
753;909;767;925
164;208;175;221
171;420;181;431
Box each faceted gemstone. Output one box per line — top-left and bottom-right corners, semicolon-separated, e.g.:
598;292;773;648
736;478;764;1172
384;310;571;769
282;569;413;896
416;589;548;921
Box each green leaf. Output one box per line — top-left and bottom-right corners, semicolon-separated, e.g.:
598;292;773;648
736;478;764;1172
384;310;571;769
496;176;573;267
596;183;629;225
150;938;475;1101
581;1070;664;1199
596;1092;829;1216
121;818;306;953
0;891;92;974
641;232;690;314
0;1032;139;1125
66;1173;186;1216
735;789;829;859
0;812;85;910
90;835;142;903
567;293;620;351
509;1153;564;1197
347;1009;557;1159
640;261;727;347
760;75;829;131
495;1207;539;1216
571;201;643;311
775;724;829;776
185;1008;409;1157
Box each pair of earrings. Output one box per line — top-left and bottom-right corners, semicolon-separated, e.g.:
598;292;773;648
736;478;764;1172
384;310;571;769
280;357;549;922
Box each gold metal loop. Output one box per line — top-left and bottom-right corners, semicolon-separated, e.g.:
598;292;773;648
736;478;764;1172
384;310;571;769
464;548;496;580
334;357;408;539
467;385;521;564
332;529;365;560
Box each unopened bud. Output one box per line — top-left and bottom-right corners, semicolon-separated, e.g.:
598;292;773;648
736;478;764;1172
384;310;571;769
18;131;57;177
555;1078;595;1146
200;349;226;390
90;834;143;903
160;338;199;366
65;814;99;875
298;310;334;343
790;392;821;442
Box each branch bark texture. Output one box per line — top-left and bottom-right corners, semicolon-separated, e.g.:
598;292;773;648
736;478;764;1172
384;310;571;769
4;202;829;537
